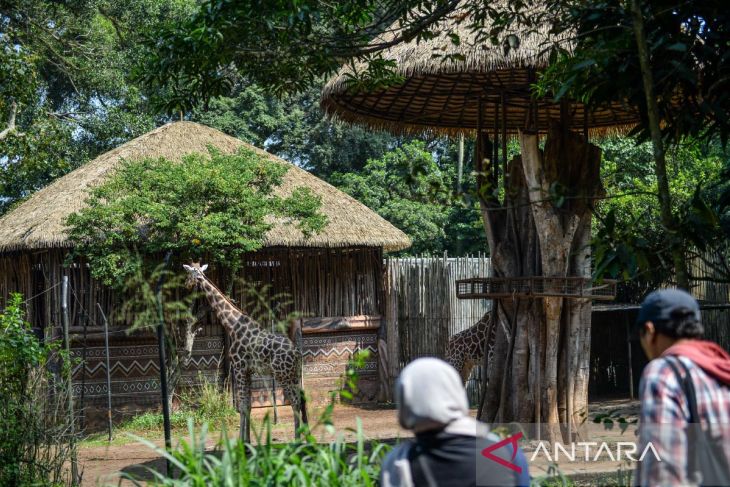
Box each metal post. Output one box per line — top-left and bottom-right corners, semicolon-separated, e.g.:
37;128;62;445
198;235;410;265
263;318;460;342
626;314;634;400
271;320;278;424
62;276;78;483
97;303;114;441
156;252;173;476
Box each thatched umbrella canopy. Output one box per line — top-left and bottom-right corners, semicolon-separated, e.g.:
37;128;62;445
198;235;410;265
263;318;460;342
321;8;639;136
321;6;628;437
0;121;410;253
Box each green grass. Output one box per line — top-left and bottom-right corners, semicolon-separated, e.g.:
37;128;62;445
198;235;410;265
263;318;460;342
80;378;240;447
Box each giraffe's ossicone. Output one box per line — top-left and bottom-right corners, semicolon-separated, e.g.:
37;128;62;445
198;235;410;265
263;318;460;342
183;263;308;443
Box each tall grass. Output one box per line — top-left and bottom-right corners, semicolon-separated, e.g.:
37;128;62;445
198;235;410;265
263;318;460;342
127;417;388;486
119;374;237;433
124;351;389;486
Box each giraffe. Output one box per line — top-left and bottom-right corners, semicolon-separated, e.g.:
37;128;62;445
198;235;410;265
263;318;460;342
445;311;496;384
183;263;307;442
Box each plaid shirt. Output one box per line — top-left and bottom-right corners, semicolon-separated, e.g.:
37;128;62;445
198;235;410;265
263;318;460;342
636;355;730;486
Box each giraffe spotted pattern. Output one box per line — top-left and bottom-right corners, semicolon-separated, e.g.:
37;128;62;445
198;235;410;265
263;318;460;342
445;311;496;384
183;263;307;442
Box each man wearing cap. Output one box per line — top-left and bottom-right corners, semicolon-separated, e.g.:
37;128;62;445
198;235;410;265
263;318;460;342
634;289;730;486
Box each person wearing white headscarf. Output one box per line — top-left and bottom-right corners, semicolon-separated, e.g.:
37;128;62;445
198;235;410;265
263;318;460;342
380;358;530;487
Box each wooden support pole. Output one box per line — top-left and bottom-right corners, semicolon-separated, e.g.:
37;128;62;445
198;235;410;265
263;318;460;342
493;100;499;190
501;93;508;191
457;134;464;194
97;303;114;441
155;252;173;476
476;97;484;174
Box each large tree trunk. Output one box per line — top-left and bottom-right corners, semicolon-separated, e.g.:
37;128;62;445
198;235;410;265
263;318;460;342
479;122;601;443
167;303;205;411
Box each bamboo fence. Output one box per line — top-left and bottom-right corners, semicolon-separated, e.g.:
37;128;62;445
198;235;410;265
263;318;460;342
384;253;491;403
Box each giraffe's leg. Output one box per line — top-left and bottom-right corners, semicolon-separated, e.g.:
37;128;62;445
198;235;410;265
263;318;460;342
235;370;252;443
449;354;467;384
282;382;304;439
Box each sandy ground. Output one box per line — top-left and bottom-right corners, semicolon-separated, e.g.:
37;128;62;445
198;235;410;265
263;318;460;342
79;399;641;486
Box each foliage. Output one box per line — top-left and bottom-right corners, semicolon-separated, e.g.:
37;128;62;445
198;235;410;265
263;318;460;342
179;376;238;426
67;148;327;288
0;0;193;215
122;376;237;431
138;0;458;106
0;294;76;486
122;410;193;432
129;417;388;486
528;0;730;147
192;83;402;178
330;141;485;255
592;137;728;290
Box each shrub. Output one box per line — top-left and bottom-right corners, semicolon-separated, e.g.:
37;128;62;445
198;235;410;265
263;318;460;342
0;293;76;486
180;376;237;426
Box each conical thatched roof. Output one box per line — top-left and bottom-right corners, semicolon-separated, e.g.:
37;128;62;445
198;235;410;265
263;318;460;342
0;122;410;253
321;7;639;136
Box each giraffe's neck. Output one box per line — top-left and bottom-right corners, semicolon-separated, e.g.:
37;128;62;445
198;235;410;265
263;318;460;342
198;277;250;336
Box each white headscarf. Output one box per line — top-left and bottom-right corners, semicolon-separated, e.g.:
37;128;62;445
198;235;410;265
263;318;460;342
381;358;490;487
397;357;476;433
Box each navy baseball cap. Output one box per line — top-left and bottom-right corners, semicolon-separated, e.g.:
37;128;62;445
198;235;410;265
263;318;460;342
636;289;700;327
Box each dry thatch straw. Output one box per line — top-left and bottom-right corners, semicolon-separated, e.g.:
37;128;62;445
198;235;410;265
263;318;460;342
321;5;639;137
0;121;411;253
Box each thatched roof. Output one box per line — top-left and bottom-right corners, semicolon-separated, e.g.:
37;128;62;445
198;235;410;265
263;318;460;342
321;7;639;136
0;122;411;253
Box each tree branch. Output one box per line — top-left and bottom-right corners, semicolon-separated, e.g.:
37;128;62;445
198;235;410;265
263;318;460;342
0;100;24;141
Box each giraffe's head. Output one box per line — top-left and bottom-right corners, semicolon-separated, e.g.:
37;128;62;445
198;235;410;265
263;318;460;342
183;262;209;289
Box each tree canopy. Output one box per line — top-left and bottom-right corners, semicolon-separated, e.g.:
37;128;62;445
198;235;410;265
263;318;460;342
191;83;401;178
331;140;485;255
67;148;327;287
0;0;193;213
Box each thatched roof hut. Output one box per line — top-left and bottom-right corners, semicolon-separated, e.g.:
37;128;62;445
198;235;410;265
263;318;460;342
0;121;410;253
321;7;639;136
0;121;408;416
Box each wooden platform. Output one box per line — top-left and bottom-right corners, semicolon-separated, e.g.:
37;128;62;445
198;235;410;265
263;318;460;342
455;277;617;300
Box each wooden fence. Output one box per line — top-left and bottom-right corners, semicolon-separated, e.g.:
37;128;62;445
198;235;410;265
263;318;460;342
384;253;491;404
384;251;730;403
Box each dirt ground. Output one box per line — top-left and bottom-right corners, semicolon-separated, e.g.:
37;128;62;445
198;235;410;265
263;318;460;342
79;399;641;486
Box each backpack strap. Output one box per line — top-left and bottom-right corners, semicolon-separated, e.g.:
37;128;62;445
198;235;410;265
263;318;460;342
665;356;701;423
416;454;439;487
665;356;700;480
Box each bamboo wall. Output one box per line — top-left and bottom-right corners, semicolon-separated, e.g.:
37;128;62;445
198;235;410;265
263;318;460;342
590;251;730;399
0;246;385;423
